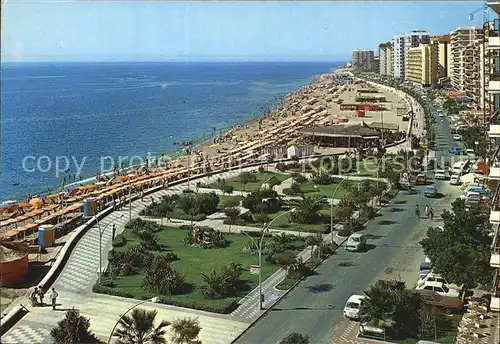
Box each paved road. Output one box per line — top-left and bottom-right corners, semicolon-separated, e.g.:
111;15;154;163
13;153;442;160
235;97;463;344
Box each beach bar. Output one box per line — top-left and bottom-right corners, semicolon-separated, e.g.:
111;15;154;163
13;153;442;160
301;124;380;148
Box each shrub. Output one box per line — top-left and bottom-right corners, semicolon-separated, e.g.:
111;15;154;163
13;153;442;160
276;162;287;172
346;219;364;233
223;218;246;226
290;172;307;184
138;230;159;250
258;166;265;173
112;234;126;248
182;189;195;193
92;283;134;298
142;255;186;295
311;172;334;185
157;298;238;314
179;225;192;231
109;245;151;276
253;213;270;224
322;225;332;234
364;206;377;219
201;263;244;299
282;188;294;196
337;227;351;237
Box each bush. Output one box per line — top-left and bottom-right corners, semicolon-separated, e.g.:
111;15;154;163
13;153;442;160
337;227;351;237
258;165;265;173
158;298;239;314
346;219;364;233
311;172;334;185
253;213;270;223
364;206;377;219
322;225;332;234
142;255;187;295
182;189;195;193
290;173;307;184
92;283;134;298
179;225;192;231
286;162;301;170
276;162;287;172
282;188;294;196
223;218;246;226
112;234;126;248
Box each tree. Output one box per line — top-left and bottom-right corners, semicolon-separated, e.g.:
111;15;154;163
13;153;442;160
154;196;175;224
112;308;170;344
279;332;309;344
143;255;186;295
275;251;297;272
306;233;322;261
239;172;256;191
177;194;197;215
420;198;493;289
51;308;100;344
267;176;282;190
361;279;423;339
138;229;159;251
224;207;240;233
418;305;447;341
217;179;234;196
201;262;244;299
290;196;324;224
170;317;202;344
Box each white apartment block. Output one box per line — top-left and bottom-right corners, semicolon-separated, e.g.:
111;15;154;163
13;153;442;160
378;42;394;76
393;30;430;80
451;27;484;91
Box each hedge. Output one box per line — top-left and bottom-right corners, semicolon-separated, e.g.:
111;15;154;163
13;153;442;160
92;283;239;314
112;234;126;248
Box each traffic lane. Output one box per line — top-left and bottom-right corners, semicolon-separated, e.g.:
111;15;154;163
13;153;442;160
235;189;446;344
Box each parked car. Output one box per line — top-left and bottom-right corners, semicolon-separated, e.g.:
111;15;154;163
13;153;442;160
343;294;366;319
414;289;463;314
415;281;461;298
416;272;462;290
466;148;475;157
415;174;427;185
453;134;462;141
434;169;449;180
448;147;466;155
346;233;367;252
450;175;461;185
424;185;438;198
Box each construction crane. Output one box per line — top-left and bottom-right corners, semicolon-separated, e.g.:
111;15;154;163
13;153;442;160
469;3;489;22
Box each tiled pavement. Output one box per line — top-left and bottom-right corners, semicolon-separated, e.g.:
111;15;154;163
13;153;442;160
1;292;249;344
330;320;389;344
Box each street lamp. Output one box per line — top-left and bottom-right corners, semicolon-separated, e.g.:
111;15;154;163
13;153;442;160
314;174;357;243
241;208;296;312
95;214;123;284
107;297;160;344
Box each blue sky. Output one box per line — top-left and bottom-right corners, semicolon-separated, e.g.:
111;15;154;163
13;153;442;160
1;1;486;62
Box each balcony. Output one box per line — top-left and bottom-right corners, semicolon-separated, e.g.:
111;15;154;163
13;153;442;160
489;1;500;15
489;166;500;179
492;269;500;312
492;244;500;268
490;125;500;138
489;73;500;93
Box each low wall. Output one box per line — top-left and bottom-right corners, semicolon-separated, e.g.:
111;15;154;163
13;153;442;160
0;255;28;287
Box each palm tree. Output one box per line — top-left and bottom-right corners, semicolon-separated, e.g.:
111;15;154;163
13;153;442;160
157;196;175;225
112;308;170;344
290;196;324;224
224;207;240;233
170;317;202;344
305;233;323;261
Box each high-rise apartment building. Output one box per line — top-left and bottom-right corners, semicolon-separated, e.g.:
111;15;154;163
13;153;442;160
393;30;430;79
485;0;500;314
451;27;484;91
378;42;394;76
406;44;438;85
351;49;375;71
431;35;452;78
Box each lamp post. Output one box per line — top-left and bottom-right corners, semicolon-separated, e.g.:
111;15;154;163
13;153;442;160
314;174;357;243
107;297;160;344
95;214;123;284
241;208;296;312
128;179;132;223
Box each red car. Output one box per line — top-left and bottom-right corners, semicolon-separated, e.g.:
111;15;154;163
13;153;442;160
415;174;427;185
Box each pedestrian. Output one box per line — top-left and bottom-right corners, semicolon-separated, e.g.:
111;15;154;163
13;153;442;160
38;286;45;305
112;198;116;211
30;287;39;307
425;205;429;218
429;207;434;220
112;224;116;240
50;288;58;310
141;191;144;202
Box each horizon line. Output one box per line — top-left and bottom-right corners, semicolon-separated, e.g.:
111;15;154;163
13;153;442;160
2;60;347;64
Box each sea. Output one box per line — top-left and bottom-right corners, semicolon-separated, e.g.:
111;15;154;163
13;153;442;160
0;61;340;202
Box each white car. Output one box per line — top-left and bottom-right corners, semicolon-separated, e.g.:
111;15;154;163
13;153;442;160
415;281;460;298
434;169;449;180
453;134;462;141
416;273;462;291
466;149;475;157
343;294;366;319
450;175;461;185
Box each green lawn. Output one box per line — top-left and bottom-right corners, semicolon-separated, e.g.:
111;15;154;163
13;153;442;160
108;227;306;309
210;172;289;192
350;159;378;177
389;314;461;344
242;207;332;233
300;180;355;199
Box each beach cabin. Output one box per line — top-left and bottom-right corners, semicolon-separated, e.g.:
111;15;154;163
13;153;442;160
300;124;380;149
